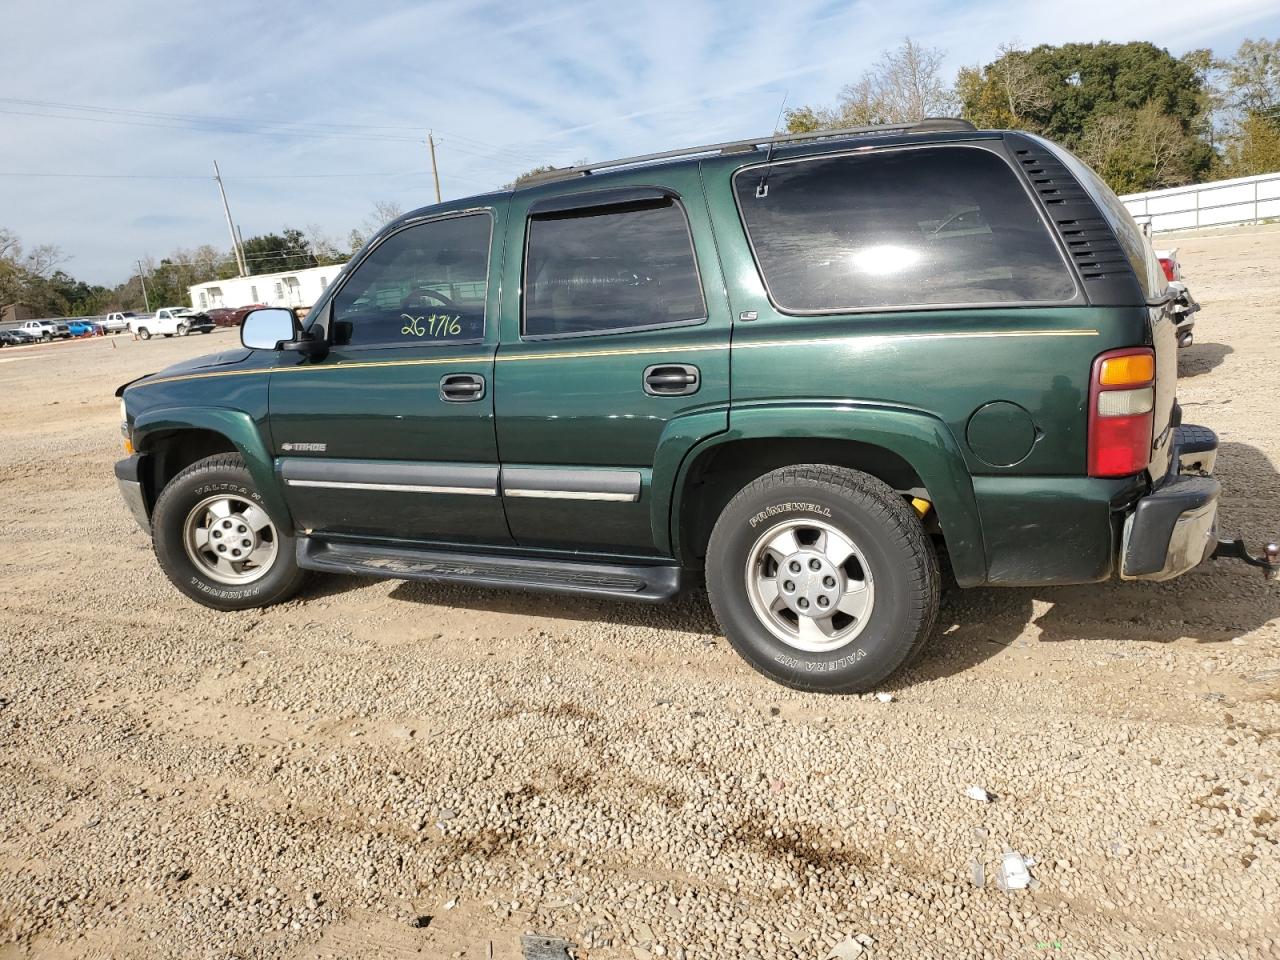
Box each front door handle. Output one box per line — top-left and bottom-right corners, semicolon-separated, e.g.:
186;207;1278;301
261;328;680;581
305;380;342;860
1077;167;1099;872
644;363;700;397
439;373;486;402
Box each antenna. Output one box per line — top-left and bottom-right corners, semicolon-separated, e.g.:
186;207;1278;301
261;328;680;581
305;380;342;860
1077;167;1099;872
756;92;789;199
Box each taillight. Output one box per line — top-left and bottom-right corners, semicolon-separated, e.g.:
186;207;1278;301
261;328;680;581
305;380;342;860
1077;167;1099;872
1158;257;1176;283
1088;347;1156;478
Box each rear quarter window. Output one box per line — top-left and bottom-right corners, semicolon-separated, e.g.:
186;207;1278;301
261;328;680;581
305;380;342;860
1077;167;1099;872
1037;138;1164;298
734;146;1077;312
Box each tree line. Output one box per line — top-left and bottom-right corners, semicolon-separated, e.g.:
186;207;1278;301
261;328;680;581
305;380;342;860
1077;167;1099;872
785;37;1280;194
0;200;405;318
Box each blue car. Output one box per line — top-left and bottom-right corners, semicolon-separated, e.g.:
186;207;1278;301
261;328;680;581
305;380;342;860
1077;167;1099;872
65;319;101;337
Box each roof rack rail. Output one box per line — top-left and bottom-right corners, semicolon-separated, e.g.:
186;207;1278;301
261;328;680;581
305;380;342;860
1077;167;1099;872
519;118;976;187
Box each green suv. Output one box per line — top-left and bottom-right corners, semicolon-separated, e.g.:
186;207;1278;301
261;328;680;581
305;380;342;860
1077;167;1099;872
114;119;1277;692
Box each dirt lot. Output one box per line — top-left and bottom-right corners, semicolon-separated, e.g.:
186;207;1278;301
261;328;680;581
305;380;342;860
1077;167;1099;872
2;227;1280;960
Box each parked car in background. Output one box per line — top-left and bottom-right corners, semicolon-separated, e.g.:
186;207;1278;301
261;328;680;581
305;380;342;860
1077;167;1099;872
1155;248;1200;348
103;312;137;333
18;319;69;341
129;307;215;340
65;319;102;337
0;329;29;347
206;304;265;327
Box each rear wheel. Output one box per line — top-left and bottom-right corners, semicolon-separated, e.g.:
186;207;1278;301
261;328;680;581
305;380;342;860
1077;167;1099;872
137;327;151;340
151;454;305;610
706;465;939;693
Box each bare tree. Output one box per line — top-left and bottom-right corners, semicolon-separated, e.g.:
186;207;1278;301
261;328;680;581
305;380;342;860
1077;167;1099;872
838;37;957;124
992;42;1052;125
1080;114;1127;166
363;200;405;237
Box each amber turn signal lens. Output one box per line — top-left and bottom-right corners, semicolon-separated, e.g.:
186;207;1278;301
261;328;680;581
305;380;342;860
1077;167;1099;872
1098;354;1154;386
123;438;134;454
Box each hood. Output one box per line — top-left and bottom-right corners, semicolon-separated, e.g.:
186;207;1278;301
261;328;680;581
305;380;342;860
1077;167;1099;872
115;347;254;397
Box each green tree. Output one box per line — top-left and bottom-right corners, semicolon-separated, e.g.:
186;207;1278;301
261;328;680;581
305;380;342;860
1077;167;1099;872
239;228;318;275
1223;113;1280;176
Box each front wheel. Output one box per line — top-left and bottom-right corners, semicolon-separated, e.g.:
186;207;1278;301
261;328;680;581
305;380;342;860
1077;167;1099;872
706;465;939;693
177;323;190;336
151;454;306;610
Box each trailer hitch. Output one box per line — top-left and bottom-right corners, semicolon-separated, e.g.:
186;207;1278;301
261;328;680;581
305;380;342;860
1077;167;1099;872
1212;537;1280;581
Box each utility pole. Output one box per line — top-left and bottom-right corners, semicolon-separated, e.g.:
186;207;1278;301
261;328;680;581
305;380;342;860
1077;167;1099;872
213;161;248;277
136;260;151;313
427;132;442;204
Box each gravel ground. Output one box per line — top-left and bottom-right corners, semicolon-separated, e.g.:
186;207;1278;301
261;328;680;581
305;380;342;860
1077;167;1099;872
2;227;1279;960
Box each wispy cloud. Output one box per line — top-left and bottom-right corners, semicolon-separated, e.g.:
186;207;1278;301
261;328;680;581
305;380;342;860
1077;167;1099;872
1;0;1276;283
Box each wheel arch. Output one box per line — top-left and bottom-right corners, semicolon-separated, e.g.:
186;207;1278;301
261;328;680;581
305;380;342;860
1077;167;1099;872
670;403;988;587
131;407;289;526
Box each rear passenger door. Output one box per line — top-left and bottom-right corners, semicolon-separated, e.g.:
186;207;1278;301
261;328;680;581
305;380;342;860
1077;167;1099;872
494;170;731;556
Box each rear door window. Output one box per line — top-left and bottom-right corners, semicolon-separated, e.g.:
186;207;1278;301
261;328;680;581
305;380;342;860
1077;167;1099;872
735;146;1077;312
523;198;706;338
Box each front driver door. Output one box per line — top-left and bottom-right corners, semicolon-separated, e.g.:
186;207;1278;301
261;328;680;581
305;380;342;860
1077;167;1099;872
268;205;512;544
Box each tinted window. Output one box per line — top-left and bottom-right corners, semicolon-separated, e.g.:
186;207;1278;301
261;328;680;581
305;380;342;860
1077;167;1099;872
332;213;490;347
735;147;1076;312
523;199;706;338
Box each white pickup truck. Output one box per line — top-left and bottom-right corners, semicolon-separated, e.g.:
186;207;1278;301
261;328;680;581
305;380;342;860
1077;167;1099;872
17;319;70;341
103;311;139;333
129;307;215;340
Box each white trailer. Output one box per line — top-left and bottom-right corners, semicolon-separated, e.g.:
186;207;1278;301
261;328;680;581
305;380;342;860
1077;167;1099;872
188;263;347;313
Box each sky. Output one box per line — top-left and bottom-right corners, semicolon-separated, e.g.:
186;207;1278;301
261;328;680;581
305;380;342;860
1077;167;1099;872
2;0;1278;286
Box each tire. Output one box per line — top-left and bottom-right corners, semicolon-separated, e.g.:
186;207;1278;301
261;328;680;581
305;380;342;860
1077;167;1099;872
705;465;939;694
151;454;306;611
137;328;151;340
177;323;189;336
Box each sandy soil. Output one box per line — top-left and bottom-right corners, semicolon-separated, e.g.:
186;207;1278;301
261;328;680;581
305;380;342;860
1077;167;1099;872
1;227;1279;959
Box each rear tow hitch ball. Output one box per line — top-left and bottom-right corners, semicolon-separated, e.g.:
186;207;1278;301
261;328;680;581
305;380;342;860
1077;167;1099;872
1212;538;1280;581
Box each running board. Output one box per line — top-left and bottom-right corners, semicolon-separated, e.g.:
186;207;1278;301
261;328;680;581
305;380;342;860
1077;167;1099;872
297;537;682;603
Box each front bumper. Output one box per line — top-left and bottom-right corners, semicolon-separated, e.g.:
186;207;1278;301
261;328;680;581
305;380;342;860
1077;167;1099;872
115;454;150;533
1119;425;1220;581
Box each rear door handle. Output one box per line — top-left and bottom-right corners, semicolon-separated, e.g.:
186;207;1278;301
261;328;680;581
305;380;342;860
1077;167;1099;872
644;363;700;396
439;373;486;402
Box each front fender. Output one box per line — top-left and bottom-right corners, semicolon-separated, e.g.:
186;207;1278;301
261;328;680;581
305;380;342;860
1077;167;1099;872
131;406;288;525
669;401;988;587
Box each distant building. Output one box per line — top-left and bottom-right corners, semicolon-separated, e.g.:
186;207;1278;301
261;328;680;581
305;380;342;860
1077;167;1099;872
1;302;42;324
187;264;347;312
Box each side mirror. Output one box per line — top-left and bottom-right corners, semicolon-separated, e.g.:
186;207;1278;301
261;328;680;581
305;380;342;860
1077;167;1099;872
241;308;328;359
241;308;297;350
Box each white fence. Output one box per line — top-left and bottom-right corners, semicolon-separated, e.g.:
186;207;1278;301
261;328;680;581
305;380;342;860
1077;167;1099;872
1120;171;1280;233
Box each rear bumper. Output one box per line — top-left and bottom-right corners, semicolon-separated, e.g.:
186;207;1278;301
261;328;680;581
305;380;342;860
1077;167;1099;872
1119;425;1219;581
115;454;151;533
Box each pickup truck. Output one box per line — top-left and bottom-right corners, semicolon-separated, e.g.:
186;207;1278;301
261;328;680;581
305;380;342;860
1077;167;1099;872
103;312;137;333
129;308;214;340
17;319;69;341
114;120;1280;693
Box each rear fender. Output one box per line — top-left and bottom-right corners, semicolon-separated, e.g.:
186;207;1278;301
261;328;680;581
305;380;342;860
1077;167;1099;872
669;401;988;586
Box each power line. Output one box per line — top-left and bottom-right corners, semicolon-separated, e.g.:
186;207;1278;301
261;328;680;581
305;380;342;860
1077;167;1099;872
0;96;548;164
0;170;431;181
